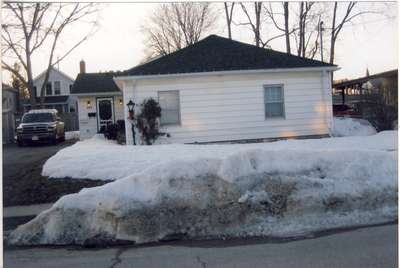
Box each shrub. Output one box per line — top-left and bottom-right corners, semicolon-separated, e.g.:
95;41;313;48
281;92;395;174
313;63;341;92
102;120;126;144
136;98;164;145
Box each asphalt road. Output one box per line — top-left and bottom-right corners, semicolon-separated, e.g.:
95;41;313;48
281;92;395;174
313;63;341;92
4;224;398;268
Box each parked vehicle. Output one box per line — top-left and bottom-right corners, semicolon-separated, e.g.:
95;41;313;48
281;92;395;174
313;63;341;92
16;109;65;146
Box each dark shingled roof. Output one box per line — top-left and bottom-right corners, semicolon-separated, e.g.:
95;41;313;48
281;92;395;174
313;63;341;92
71;72;121;94
118;35;335;77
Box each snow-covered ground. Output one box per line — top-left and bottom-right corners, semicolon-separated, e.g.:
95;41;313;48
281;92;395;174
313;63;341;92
9;131;398;246
331;117;377;137
43;131;395;181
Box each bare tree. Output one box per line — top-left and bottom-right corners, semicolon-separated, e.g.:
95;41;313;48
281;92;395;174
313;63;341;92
264;2;294;54
223;2;235;39
239;2;263;47
142;3;216;59
329;2;356;64
2;3;99;108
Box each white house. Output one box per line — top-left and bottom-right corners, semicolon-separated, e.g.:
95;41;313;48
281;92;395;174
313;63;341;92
114;35;338;145
71;60;124;140
24;67;77;114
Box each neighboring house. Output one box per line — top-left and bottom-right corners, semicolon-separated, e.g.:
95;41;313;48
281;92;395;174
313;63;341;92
333;69;398;107
114;35;337;145
24;67;77;114
2;84;19;144
71;61;124;140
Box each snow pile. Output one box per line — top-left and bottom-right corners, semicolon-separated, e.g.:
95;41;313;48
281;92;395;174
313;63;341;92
43;131;396;181
8;132;398;246
331;117;377;137
65;131;80;140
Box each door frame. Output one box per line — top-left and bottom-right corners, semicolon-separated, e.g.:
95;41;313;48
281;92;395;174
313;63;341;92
96;97;115;132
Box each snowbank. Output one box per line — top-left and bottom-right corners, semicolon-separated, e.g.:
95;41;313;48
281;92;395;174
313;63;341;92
43;131;396;181
8;132;398;246
331;117;377;137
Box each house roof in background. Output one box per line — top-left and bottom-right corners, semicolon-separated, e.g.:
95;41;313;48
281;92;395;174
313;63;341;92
71;72;121;94
118;35;336;77
33;67;75;83
333;69;398;88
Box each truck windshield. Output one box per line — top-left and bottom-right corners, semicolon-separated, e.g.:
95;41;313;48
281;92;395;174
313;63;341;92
22;113;54;123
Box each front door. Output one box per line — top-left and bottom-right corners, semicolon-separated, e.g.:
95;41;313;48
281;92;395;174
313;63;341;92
97;97;114;131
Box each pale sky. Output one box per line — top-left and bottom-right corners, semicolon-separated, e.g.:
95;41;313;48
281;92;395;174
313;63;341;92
2;2;398;83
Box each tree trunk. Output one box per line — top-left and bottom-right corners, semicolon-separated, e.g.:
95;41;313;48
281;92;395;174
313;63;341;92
25;42;36;109
330;2;338;64
298;2;304;57
284;2;291;54
224;2;233;39
255;2;261;47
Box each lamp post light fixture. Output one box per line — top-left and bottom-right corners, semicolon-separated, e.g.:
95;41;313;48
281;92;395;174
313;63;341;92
126;100;136;145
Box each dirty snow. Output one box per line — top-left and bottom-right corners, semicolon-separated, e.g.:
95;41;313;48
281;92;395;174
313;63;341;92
331;117;377;137
8;131;398;246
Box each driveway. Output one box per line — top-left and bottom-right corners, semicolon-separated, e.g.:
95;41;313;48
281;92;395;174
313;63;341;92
3;141;108;207
3;141;74;183
4;224;397;268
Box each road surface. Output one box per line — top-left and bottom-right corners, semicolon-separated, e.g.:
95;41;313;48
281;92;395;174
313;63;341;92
4;224;397;268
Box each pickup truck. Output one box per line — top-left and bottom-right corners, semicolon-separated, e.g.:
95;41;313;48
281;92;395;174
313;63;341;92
16;109;65;146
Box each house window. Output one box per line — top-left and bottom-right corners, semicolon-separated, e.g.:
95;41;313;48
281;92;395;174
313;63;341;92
46;82;52;96
158;91;180;125
54;81;61;95
264;85;285;118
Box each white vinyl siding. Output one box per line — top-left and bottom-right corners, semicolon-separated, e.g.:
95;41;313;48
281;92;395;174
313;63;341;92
158;91;180;125
264;85;285;118
123;71;332;144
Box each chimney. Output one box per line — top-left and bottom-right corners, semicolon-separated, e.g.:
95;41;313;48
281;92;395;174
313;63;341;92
80;59;86;74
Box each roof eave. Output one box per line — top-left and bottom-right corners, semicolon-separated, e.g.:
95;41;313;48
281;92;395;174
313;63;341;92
114;66;340;82
70;91;122;96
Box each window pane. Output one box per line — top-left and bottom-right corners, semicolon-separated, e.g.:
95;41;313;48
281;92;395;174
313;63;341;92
54;81;61;95
46;82;52;95
158;91;180;125
264;85;284;118
161;109;179;125
265;103;283;117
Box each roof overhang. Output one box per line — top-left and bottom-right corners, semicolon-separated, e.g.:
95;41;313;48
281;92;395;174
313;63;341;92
71;91;122;97
114;66;340;83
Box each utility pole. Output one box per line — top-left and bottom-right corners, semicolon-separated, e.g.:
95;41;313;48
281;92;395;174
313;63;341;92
319;21;324;62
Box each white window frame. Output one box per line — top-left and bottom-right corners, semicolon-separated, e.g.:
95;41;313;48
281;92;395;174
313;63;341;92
263;84;285;119
158;90;181;126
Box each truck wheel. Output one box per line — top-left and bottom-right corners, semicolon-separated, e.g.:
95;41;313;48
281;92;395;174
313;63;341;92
60;134;65;142
17;140;24;147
